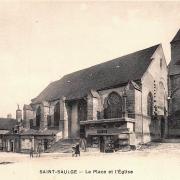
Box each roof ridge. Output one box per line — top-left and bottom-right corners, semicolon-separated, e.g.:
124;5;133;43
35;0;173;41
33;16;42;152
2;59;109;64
32;44;160;103
171;29;180;43
63;44;160;79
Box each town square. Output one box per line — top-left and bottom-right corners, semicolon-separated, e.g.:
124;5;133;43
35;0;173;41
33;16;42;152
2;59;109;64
0;1;180;180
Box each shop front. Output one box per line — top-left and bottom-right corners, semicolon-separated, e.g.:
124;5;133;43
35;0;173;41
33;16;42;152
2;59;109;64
19;129;60;153
89;135;117;152
80;117;135;152
2;134;21;152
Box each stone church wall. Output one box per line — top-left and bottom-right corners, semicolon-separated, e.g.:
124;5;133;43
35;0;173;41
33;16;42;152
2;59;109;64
138;45;168;142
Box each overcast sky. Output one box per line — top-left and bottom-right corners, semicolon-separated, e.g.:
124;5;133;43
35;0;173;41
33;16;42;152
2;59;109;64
0;1;180;118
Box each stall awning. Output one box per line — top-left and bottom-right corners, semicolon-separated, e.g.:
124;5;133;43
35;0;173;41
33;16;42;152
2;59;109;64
0;130;10;135
80;117;135;125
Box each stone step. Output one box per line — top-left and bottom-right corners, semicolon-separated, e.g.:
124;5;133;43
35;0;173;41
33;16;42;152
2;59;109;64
162;139;180;143
46;139;79;153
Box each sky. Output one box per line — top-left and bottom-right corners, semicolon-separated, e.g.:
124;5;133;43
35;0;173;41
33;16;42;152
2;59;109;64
0;1;180;118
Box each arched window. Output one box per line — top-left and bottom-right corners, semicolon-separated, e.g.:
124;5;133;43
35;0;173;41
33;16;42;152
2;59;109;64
147;92;153;117
104;92;122;119
54;102;60;127
78;100;87;121
36;106;41;128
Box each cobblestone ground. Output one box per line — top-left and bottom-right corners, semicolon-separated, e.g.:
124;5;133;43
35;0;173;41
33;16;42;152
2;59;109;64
0;142;180;180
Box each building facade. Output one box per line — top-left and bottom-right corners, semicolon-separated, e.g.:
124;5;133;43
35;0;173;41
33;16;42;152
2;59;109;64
168;29;180;137
19;44;168;152
0;118;20;152
0;34;173;153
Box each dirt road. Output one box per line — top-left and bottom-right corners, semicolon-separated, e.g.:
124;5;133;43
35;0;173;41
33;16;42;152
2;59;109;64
0;143;180;180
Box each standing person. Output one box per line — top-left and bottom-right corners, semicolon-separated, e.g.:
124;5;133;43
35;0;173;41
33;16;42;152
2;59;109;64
30;147;33;158
81;137;87;152
75;143;80;157
100;136;105;152
72;145;76;157
36;143;42;157
83;137;87;152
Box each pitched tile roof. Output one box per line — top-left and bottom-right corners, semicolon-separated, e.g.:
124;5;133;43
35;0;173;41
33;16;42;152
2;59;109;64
32;44;159;103
0;118;18;130
171;29;180;43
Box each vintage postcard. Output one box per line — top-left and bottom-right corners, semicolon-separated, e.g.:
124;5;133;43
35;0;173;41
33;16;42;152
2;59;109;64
0;1;180;180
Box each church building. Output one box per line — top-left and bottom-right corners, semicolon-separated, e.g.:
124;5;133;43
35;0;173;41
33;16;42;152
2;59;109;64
20;43;168;152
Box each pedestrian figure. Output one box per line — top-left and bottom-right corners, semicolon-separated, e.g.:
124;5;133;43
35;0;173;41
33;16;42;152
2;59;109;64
72;145;76;157
75;143;80;157
30;147;33;158
72;143;80;157
36;143;42;157
80;137;87;152
82;137;87;152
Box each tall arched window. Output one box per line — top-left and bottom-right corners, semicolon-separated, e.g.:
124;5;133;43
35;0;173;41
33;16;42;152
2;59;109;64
36;106;41;128
147;92;153;117
78;100;87;121
104;92;122;119
54;102;60;127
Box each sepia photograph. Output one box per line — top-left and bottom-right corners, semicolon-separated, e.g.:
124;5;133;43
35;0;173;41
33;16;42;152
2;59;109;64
0;1;180;180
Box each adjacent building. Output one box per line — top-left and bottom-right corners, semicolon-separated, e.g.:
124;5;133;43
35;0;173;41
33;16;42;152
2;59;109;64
168;29;180;137
0;118;19;152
